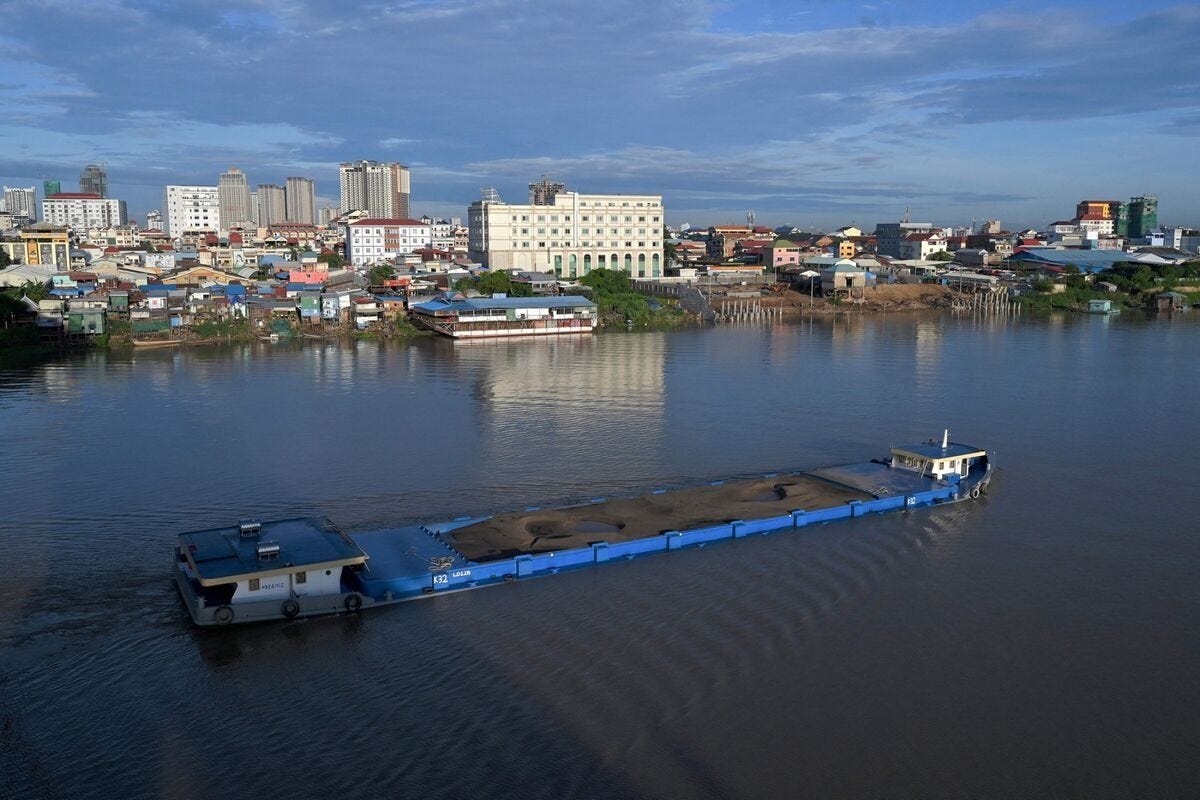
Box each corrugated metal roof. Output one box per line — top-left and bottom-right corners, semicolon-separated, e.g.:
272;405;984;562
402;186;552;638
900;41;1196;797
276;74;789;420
412;293;596;314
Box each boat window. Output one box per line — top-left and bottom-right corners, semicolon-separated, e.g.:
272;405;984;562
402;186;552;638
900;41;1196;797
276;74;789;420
296;571;307;584
249;578;260;591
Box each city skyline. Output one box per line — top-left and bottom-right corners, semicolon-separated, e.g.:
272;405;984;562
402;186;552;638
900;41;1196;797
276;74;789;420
1;0;1198;229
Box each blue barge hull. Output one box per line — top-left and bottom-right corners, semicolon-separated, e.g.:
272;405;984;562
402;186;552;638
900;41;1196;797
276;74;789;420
175;442;992;626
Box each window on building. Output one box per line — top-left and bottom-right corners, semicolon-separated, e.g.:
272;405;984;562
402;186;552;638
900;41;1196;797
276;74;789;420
249;578;260;591
296;571;307;584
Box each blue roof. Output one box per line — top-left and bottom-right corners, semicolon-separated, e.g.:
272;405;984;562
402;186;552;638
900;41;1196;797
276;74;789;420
179;517;366;582
1009;248;1139;272
412;293;596;314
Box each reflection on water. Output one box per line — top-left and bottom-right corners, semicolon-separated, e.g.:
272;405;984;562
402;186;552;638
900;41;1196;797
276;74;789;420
2;311;1200;798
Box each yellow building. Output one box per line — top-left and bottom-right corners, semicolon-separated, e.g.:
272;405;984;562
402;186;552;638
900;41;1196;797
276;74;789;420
838;239;857;258
2;224;71;269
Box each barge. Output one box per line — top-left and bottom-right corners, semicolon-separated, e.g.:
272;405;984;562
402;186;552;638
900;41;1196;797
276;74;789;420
175;434;992;626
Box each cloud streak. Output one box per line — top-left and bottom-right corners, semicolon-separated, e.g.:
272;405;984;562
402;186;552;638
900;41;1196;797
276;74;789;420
0;0;1196;227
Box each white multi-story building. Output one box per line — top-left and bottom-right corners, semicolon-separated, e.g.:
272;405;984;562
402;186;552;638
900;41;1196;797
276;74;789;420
218;167;252;231
41;193;128;229
3;186;38;223
420;215;456;251
145;209;164;231
468;191;666;278
285;177;316;224
338;161;410;218
898;232;949;260
164;185;220;236
344;218;432;266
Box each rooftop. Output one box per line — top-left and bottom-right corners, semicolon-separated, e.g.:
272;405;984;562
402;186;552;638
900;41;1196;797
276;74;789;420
180;517;366;584
412;292;596;315
892;441;986;460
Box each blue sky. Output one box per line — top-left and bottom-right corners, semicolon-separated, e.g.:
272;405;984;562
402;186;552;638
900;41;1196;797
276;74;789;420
1;0;1198;230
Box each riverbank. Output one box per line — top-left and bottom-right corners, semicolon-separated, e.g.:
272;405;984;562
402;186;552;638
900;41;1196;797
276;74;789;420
711;284;960;317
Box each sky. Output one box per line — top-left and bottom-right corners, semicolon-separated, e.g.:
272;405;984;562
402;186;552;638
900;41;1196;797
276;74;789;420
1;0;1198;230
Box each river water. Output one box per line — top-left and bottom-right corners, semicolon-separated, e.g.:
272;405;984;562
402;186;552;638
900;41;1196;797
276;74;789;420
1;311;1198;799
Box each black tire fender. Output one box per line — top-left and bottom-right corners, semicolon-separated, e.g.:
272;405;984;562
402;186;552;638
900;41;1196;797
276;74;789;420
214;605;234;625
282;599;300;618
971;485;982;500
503;573;516;582
344;593;363;612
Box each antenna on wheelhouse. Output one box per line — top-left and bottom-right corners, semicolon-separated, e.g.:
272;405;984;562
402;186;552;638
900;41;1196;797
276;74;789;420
941;429;949;449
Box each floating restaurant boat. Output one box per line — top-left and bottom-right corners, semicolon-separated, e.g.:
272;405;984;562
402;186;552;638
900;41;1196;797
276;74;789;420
408;291;597;338
174;434;992;626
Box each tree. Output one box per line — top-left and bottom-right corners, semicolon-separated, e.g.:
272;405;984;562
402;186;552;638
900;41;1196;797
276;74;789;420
928;250;954;262
0;248;11;268
475;270;513;296
367;264;396;285
318;251;345;269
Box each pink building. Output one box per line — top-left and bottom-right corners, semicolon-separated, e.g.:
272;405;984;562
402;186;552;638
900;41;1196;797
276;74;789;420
764;239;803;268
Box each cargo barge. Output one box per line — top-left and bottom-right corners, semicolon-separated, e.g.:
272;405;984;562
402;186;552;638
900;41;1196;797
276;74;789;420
175;434;991;626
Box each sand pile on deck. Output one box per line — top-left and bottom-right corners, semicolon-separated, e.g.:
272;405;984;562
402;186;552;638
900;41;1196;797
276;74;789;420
446;473;870;562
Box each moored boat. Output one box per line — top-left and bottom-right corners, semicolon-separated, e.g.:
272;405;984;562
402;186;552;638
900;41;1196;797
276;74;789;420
175;433;992;626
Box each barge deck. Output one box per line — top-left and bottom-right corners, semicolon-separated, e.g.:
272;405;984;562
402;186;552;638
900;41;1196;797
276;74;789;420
175;436;993;626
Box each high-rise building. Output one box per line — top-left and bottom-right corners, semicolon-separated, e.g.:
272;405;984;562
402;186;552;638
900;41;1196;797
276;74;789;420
41;193;128;228
43;179;61;199
468;188;666;278
1075;200;1127;237
317;206;338;227
164;185;220;236
80;164;108;197
217;167;252;231
338;161;410;219
2;186;38;224
285;176;316;224
1128;195;1158;239
529;177;565;205
256;184;286;226
145;210;164;231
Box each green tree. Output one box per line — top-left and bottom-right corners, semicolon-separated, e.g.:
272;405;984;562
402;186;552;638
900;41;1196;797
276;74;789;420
476;270;513;296
318;251;345;269
928;250;954;262
0;248;12;268
367;264;396;285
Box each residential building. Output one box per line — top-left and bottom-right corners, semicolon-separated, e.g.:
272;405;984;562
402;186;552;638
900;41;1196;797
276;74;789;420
285;177;316;224
338;160;410;218
317;206;338;227
80;164;108;197
1162;227;1200;254
3;186;37;224
1076;215;1114;236
41;192;128;228
835;225;863;238
1075;200;1126;236
344;218;432;266
529;177;565;205
420;215;456;250
763;239;804;269
145;210;164;231
164;185;220;236
706;225;754;259
875;222;935;257
14;224;71;269
1128;195;1158;239
217;167;252;231
899;232;948;260
257;184;286;226
468;189;666;278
